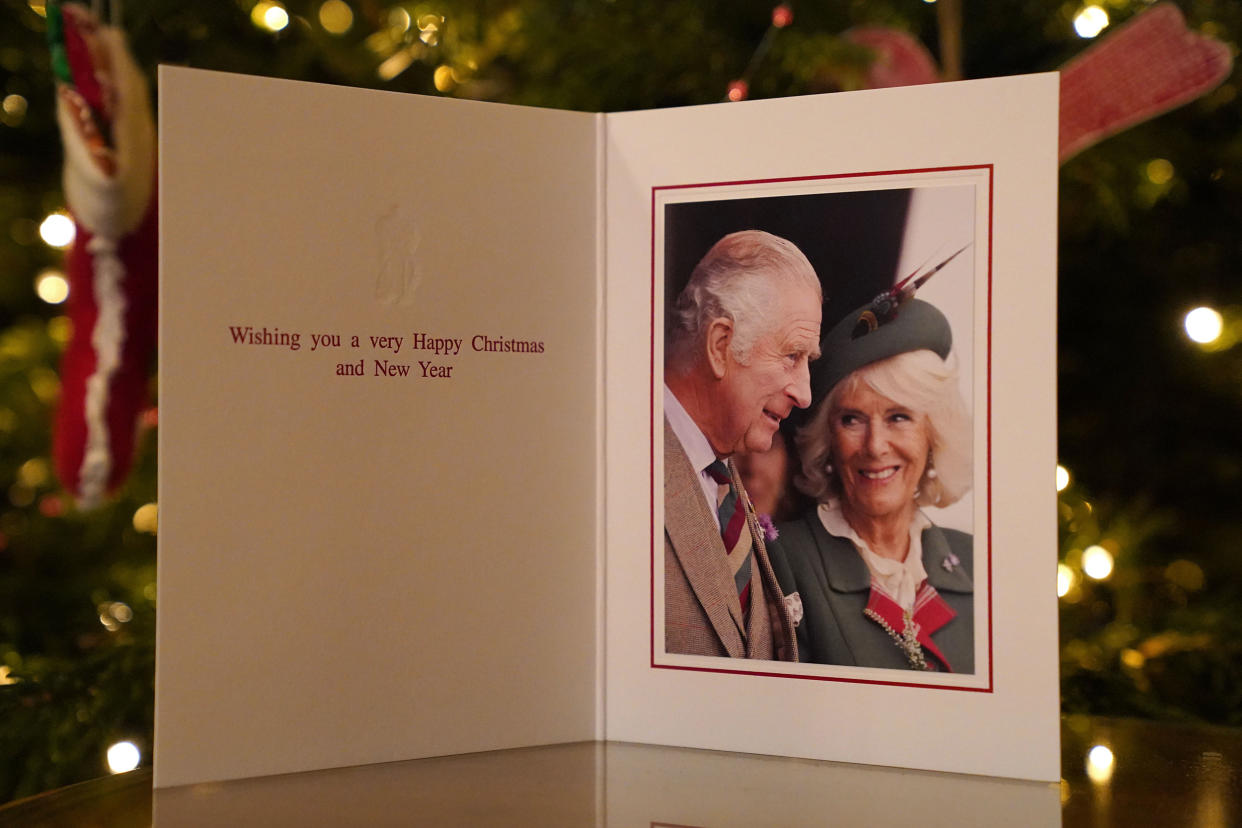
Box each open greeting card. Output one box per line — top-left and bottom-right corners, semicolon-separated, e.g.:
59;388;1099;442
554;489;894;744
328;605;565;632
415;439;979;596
156;67;1059;789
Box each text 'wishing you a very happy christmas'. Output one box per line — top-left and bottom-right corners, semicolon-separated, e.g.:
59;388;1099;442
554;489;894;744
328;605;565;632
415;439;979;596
227;326;546;380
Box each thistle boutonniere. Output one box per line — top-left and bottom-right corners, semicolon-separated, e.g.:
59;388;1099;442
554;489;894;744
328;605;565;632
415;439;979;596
757;513;779;543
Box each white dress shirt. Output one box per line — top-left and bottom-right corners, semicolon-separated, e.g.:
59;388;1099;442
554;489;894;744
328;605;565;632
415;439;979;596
664;384;723;529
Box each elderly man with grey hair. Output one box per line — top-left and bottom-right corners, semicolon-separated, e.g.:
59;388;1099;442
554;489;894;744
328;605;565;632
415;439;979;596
663;229;822;660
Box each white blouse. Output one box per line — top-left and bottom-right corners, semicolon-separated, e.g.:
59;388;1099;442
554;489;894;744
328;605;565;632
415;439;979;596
816;501;932;611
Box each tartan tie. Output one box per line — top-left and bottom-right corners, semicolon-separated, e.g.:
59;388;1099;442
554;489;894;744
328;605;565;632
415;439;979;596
705;460;752;616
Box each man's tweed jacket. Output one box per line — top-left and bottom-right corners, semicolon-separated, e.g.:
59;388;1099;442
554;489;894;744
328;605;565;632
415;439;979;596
663;418;798;660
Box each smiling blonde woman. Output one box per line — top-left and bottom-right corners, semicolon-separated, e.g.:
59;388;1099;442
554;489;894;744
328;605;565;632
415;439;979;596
772;298;975;672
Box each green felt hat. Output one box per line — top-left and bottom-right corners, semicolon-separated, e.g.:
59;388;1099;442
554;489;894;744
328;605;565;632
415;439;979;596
810;297;952;404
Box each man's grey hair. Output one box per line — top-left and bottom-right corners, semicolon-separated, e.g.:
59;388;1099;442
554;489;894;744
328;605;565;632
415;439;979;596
666;230;821;372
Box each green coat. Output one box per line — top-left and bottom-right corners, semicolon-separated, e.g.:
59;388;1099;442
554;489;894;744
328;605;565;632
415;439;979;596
771;511;975;673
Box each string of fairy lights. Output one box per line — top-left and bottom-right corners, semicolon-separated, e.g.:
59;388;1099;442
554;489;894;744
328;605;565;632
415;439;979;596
17;0;1237;605
0;0;1151;104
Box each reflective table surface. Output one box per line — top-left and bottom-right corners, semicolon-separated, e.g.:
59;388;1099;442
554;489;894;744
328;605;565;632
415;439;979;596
3;716;1239;826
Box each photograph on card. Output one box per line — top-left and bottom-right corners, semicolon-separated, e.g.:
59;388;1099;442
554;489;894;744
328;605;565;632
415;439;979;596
654;168;992;691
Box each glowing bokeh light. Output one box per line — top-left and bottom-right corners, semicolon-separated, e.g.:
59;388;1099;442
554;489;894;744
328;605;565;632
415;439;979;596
727;80;748;102
8;483;33;508
18;458;50;488
1074;6;1109;38
47;315;72;346
377;48;414;81
251;1;289;32
132;502;158;535
433;65;454;92
38;494;63;517
107;741;141;774
1057;563;1075;598
1166;559;1205;591
35;269;69;304
250;1;272;27
28;367;60;405
99;600;136;628
1146;158;1174;185
1184;306;1223;344
1;94;27;126
1086;744;1115;783
389;7;411;32
265;5;290;30
39;212;75;248
1082;545;1114;580
318;0;353;34
1056;464;1070;492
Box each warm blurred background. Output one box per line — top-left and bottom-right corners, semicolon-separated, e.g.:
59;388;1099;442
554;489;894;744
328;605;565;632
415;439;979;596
1;0;1240;804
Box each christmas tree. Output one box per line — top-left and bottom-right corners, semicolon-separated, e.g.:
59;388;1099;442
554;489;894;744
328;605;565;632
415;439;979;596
1;0;1240;802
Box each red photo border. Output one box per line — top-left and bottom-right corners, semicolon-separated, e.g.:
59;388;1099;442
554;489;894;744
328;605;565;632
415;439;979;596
648;165;995;693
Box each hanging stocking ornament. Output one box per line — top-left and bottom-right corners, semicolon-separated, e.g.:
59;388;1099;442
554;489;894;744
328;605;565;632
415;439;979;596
837;3;1230;162
843;27;940;89
48;2;158;508
1058;3;1232;161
